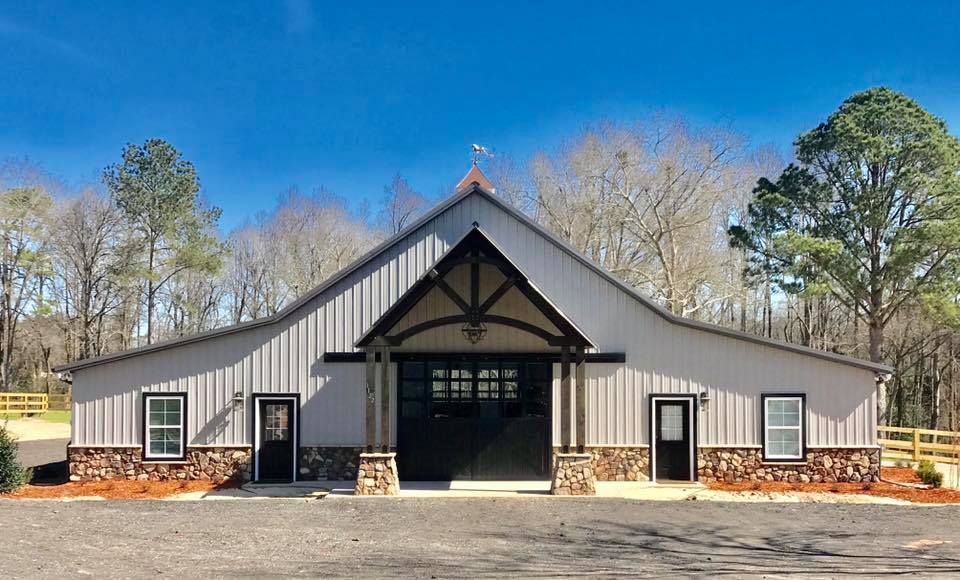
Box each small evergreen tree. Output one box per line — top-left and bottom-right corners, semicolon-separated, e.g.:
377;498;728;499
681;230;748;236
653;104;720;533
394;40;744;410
0;424;29;493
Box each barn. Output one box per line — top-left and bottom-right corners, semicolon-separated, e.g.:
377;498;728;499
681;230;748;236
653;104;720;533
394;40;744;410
54;164;891;495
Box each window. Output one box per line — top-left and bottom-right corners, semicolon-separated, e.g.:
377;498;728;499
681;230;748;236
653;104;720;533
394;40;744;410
762;394;805;461
143;393;187;460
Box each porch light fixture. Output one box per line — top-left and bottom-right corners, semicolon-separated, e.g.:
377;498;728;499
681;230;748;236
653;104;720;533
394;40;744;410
232;391;245;410
461;320;487;344
699;391;711;410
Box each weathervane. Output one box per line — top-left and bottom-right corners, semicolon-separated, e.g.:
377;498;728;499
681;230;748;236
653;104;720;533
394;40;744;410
471;144;493;164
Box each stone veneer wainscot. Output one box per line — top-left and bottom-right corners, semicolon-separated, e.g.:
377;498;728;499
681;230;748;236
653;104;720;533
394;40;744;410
68;446;251;483
697;447;881;483
299;447;363;481
553;447;650;481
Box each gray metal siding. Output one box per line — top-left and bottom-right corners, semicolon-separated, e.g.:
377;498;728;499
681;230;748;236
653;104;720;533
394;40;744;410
71;192;877;449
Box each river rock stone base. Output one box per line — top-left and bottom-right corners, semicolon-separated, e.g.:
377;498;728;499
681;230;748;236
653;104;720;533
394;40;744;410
299;447;362;480
68;446;251;483
354;452;399;495
698;447;881;483
553;447;650;481
551;453;596;495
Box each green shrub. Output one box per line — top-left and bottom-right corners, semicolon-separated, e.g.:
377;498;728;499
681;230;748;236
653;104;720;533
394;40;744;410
916;460;943;488
0;424;29;493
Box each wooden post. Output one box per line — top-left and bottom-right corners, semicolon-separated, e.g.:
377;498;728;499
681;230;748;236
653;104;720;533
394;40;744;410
380;346;391;453
561;345;571;454
913;428;922;462
365;347;376;452
575;345;586;454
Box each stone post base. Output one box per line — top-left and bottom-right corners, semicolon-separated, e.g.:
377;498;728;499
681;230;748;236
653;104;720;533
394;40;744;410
551;453;596;496
354;452;399;496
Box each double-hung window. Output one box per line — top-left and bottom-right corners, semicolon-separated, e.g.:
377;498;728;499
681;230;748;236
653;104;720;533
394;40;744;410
143;393;187;460
762;394;805;461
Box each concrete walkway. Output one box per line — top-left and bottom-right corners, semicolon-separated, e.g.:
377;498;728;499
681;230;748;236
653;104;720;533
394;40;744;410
167;479;704;501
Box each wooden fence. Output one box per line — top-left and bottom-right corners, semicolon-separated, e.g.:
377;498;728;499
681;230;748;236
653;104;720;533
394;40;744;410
0;393;49;414
48;393;71;411
879;426;960;465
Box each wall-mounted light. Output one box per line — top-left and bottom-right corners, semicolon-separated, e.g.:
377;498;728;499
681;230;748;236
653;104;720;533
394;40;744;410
699;391;711;410
232;391;244;410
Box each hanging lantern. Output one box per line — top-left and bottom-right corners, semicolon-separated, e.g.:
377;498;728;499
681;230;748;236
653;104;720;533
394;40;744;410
461;320;487;344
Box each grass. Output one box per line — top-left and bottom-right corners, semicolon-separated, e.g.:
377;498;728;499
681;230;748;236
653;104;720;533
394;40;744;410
0;410;71;424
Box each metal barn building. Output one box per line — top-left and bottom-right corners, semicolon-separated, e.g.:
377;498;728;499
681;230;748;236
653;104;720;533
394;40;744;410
55;165;891;494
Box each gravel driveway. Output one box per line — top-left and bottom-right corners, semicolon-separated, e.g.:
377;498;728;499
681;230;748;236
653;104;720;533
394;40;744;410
1;498;958;578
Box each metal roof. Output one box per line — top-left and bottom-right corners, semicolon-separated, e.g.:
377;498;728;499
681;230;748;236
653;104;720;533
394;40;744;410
54;183;893;374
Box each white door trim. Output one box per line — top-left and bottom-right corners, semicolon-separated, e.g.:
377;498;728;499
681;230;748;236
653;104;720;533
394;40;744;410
649;395;697;483
253;394;299;482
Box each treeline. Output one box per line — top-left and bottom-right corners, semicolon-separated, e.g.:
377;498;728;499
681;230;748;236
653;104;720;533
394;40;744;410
3;88;959;431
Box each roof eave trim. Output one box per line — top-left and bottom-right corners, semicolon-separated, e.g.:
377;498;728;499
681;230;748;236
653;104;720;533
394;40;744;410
469;189;895;375
55;184;494;373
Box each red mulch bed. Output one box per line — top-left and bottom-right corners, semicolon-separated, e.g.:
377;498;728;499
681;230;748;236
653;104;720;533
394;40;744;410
7;479;237;500
708;467;960;504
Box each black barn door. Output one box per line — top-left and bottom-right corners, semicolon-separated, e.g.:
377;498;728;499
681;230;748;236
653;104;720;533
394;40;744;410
256;398;295;482
397;358;551;480
654;399;693;481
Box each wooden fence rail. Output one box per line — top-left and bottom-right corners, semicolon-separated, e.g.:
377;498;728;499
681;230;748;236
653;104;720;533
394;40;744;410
47;394;71;411
879;425;960;465
0;393;48;414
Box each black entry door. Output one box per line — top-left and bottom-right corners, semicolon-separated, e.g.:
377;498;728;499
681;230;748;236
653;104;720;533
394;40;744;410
654;399;692;481
257;399;295;482
397;359;551;480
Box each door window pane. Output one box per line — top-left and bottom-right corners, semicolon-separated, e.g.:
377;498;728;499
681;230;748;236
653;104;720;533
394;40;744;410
659;404;684;441
265;404;289;441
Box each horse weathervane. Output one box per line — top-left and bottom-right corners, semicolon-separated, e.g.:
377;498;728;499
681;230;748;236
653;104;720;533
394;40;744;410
471;144;493;164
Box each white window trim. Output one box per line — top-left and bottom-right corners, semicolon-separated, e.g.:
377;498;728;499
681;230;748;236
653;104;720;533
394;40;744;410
763;395;804;461
144;394;186;460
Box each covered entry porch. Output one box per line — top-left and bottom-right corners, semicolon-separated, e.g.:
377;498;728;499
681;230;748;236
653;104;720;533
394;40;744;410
353;226;598;494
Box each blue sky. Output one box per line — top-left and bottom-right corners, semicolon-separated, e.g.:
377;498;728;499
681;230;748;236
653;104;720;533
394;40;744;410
2;1;959;230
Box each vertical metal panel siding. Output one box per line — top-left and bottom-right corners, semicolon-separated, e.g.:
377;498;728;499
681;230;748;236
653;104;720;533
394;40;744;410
71;193;877;448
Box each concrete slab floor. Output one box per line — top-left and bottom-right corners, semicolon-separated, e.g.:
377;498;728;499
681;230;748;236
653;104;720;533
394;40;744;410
169;479;704;500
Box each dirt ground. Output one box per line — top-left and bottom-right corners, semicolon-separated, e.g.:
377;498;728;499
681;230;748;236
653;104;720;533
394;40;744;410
3;417;71;442
1;498;959;578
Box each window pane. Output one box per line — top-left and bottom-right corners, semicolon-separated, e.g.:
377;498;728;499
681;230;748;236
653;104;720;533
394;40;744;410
148;427;181;455
767;428;800;457
502;364;519;380
659;404;684;441
477;380;497;399
429;363;448;380
149;410;166;426
477;364;498;379
767;398;801;427
148;397;182;426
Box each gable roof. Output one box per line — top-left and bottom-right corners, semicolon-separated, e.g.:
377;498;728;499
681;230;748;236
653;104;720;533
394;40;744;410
55;181;894;374
356;225;596;348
